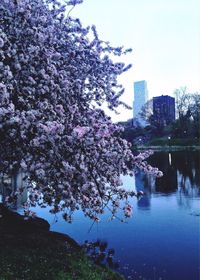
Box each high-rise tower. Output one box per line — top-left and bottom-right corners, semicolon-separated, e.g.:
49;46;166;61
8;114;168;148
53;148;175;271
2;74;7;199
153;95;175;127
133;80;148;124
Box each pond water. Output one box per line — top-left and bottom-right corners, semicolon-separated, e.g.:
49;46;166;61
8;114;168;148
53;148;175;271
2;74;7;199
8;151;200;280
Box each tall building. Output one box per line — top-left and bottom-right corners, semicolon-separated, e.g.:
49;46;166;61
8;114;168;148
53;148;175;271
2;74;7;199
153;95;175;127
133;80;148;125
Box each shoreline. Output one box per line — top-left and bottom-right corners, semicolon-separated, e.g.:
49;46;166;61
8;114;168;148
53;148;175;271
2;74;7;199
134;145;200;152
0;204;124;280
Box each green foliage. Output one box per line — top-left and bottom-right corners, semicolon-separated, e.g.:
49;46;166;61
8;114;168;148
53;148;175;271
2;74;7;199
148;137;200;147
148;138;169;146
0;232;124;280
132;87;200;142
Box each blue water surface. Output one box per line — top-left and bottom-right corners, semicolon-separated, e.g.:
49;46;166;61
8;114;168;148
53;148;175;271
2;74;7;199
33;151;200;280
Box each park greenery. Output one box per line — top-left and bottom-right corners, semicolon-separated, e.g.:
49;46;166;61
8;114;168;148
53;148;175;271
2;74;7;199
123;87;200;147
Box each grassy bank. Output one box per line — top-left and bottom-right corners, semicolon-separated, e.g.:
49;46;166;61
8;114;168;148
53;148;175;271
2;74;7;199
0;232;123;280
133;138;200;151
148;137;200;147
135;145;200;151
0;205;124;280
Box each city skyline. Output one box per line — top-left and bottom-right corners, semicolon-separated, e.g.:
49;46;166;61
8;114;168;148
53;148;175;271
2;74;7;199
153;95;175;127
133;80;148;124
72;0;200;122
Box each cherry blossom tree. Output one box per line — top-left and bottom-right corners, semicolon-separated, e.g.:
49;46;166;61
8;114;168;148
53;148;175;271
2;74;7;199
0;0;162;222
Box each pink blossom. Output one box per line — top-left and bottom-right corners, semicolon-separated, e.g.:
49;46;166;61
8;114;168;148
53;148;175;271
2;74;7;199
20;160;27;170
0;0;162;222
73;126;90;138
124;204;133;217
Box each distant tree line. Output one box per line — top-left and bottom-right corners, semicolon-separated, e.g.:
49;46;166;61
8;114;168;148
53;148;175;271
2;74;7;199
121;87;200;145
172;87;200;139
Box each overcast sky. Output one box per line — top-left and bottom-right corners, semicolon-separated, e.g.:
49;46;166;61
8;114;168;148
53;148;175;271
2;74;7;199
71;0;200;122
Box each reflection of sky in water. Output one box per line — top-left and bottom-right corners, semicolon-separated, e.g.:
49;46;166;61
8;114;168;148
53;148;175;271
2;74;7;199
27;152;200;280
120;174;136;192
1;151;200;280
31;187;199;280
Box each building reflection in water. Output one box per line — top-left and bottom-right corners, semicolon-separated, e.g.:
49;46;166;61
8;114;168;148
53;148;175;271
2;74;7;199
134;151;200;210
0;170;27;209
1;152;200;211
135;172;152;210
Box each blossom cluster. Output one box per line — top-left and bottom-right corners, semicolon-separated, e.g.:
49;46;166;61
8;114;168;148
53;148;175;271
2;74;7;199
0;0;162;221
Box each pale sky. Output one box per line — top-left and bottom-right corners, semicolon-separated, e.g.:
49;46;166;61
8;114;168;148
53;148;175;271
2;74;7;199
71;0;200;122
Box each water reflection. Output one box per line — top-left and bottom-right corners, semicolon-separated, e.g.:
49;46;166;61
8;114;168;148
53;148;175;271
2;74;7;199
135;172;152;210
149;151;200;191
0;152;200;280
1;152;199;213
134;151;200;212
0;171;27;208
83;239;119;269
